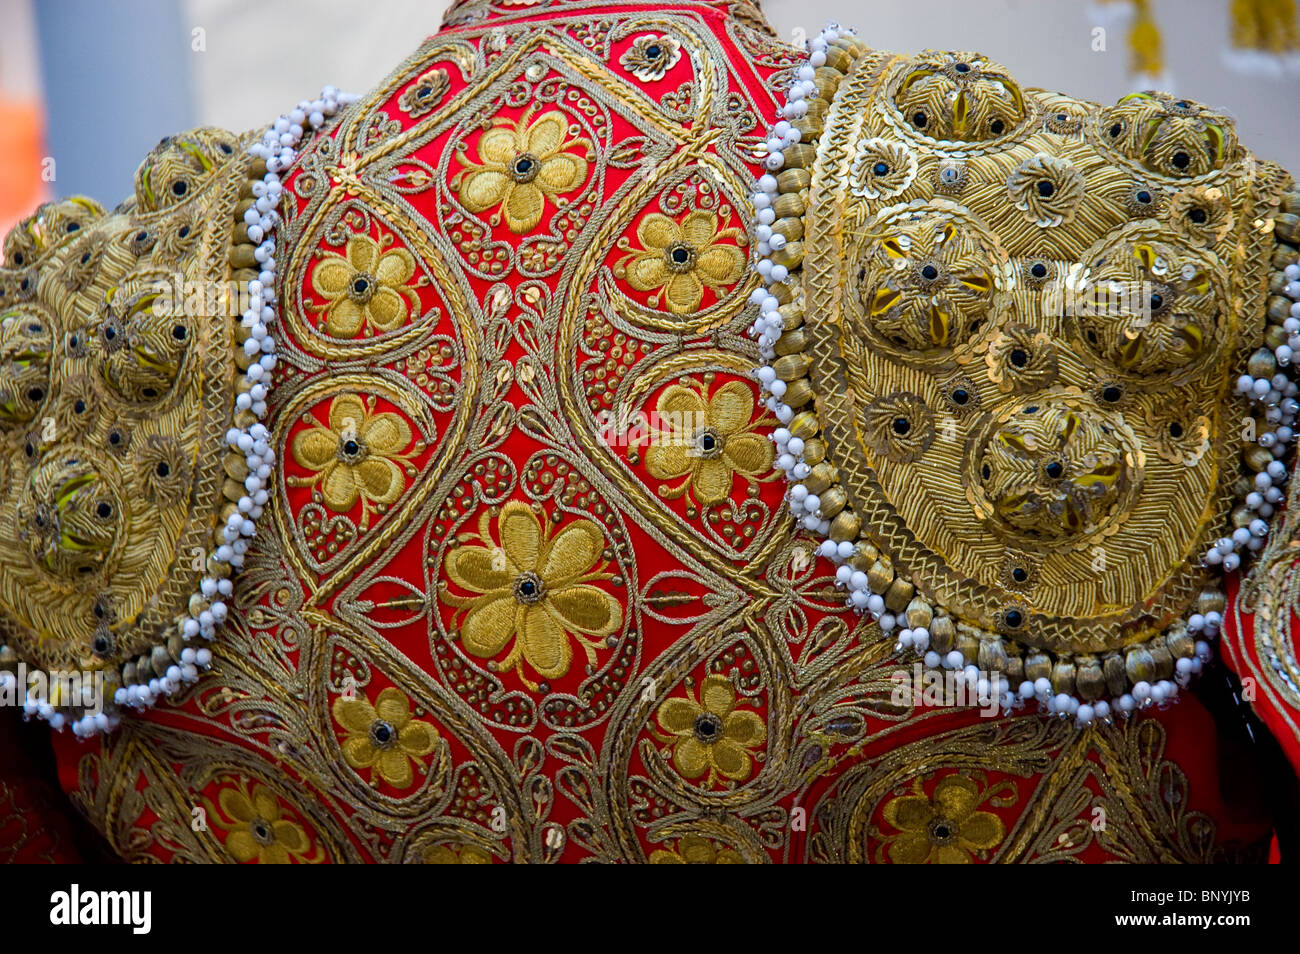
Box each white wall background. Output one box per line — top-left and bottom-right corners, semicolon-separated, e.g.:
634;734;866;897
184;0;1298;169
26;0;1300;205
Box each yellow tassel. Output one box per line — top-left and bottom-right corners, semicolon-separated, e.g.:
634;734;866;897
1231;0;1300;54
1129;0;1164;77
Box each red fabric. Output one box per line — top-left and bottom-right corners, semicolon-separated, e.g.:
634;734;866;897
1221;570;1300;777
0;712;83;862
19;0;1293;862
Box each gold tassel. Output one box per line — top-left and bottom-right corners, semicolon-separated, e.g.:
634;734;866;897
1129;0;1164;78
1231;0;1300;55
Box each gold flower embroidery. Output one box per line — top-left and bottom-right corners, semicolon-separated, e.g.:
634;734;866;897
398;68;450;119
1151;389;1211;466
209;780;320;864
620;34;682;82
453;105;591;234
310;233;419;338
332;686;439;789
1006;152;1085;228
289;393;417;529
984;323;1059;393
879;775;1006;864
1169;185;1234;247
655;674;766;786
648;833;745;864
616;210;747;314
851;137;917;199
443;502;622;690
424;843;493;864
644;380;774;507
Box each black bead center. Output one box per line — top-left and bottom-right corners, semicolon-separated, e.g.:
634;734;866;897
514;571;545;605
666;242;696;273
511;152;540;183
693;711;723;743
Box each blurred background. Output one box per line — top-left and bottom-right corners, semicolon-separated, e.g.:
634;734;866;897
2;0;1298;233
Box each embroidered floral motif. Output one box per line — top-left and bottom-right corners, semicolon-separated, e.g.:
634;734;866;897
648;833;745;863
289;393;416;529
453;106;591;234
332;686;439;788
861;391;936;464
1006;152;1085;228
644;380;774;506
398;68;451;119
878;775;1006;864
442;502;622;690
210;780;318;864
850;137;916;199
309;234;419;338
1150;389;1211;466
617;210;747;314
133;433;190;504
984;323;1059;393
424;842;493;863
1169;185;1234;247
620;34;682;82
655;674;766;786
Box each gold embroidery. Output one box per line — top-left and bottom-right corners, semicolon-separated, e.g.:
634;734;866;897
208;778;323;864
648;832;745;863
0;131;252;680
452;105;592;234
616;210;747;313
644;380;775;506
877;773;1007;863
309;233;419;338
289;393;418;529
399;68;451;119
332;686;439;788
441;502;622;689
766;34;1291;693
423;842;492;863
620;34;682;81
29;4;1275;867
654;673;766;786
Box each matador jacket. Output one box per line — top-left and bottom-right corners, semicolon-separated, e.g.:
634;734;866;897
1;0;1298;863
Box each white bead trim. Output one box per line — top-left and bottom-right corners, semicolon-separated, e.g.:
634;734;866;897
15;86;358;738
745;26;1291;727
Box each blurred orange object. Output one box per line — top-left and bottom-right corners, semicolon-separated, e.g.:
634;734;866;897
0;97;50;236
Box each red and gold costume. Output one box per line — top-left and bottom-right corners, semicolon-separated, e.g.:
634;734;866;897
0;0;1298;863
